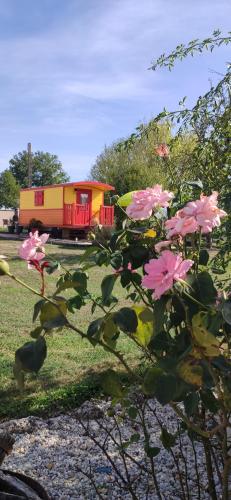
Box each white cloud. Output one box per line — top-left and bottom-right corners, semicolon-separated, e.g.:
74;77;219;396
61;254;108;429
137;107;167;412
0;0;230;177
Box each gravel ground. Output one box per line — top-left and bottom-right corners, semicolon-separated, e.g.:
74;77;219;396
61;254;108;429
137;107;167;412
1;399;223;500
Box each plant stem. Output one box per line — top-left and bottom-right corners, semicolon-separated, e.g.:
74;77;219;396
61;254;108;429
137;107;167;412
202;437;218;500
170;403;210;438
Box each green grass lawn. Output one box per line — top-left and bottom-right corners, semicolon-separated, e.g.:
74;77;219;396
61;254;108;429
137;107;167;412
0;239;138;419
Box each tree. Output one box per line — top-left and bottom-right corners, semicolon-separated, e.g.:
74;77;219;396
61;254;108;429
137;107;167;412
9;150;70;188
90;139;166;196
90;124;196;195
121;30;231;199
0;170;20;208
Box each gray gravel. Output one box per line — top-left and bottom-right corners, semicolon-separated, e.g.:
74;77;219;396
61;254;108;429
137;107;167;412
1;400;222;499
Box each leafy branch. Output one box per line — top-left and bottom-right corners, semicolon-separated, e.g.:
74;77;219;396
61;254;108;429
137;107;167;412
149;30;231;71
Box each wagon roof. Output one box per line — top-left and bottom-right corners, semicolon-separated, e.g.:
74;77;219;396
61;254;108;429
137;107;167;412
20;181;115;192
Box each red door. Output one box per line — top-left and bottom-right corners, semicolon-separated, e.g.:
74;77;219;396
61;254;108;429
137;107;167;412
76;189;92;225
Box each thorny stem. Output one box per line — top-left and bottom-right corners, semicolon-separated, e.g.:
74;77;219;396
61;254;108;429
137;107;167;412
210;445;223;488
191;438;201;500
74;464;105;500
202;437;218;500
178;426;190;500
131;278;151;308
170;403;210;439
140;401;162;500
169;448;187;500
77;416;139;500
222;423;231;500
112;416;137;491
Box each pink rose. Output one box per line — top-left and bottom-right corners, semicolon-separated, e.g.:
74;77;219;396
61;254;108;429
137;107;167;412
180;192;227;233
165;215;198;238
155;144;170;158
126;184;173;220
154;240;172;253
19;231;49;268
142;250;193;299
165;192;226;238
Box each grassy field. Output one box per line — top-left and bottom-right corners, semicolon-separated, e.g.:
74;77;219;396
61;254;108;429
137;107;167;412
0;239;138;419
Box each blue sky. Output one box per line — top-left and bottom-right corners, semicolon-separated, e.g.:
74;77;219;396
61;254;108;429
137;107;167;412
0;0;230;180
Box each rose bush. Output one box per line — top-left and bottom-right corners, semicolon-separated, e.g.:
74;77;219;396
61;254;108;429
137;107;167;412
1;181;231;499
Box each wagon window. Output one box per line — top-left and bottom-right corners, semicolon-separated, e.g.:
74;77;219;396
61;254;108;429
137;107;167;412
79;193;89;205
34;190;44;206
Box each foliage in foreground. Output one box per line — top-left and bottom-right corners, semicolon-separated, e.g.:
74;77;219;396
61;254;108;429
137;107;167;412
1;176;231;498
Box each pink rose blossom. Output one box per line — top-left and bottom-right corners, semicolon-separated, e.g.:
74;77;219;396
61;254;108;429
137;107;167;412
155;144;170;158
180;192;227;233
19;231;49;268
165;192;226;238
142;250;193;299
165;215;198;238
126;184;173;220
154;240;172;253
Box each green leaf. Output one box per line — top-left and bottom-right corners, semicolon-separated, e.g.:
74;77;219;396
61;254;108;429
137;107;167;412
192;312;220;357
95;249;110;266
199;249;209;266
145;446;160;458
44;260;60;274
109;231;124;252
127;406;138;419
30;326;43;339
87;317;103;339
129;245;149;269
222;301;231;325
102;315;119;348
33;299;45;323
153;296;168;335
155;374;178;405
117;191;137;207
101;274;118;305
120;269;132;287
130;433;140;443
56;271;87;295
40;299;67;330
132;306;154;347
102;369;124;398
200;390;219;413
110;251;123;269
113;307;138;333
15;337;47;374
143;366;163;396
160;427;176;450
149;331;171;352
72;271;88;293
196;272;217;305
67;294;84;312
178;360;203;387
184;393;199;417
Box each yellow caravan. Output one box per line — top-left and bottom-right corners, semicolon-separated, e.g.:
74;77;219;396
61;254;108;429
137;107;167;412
19;181;115;238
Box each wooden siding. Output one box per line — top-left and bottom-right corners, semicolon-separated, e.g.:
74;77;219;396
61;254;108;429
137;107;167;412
20;187;63;210
19;209;63;226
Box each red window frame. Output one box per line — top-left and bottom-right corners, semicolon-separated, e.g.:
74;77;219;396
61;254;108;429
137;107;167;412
34;190;44;206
